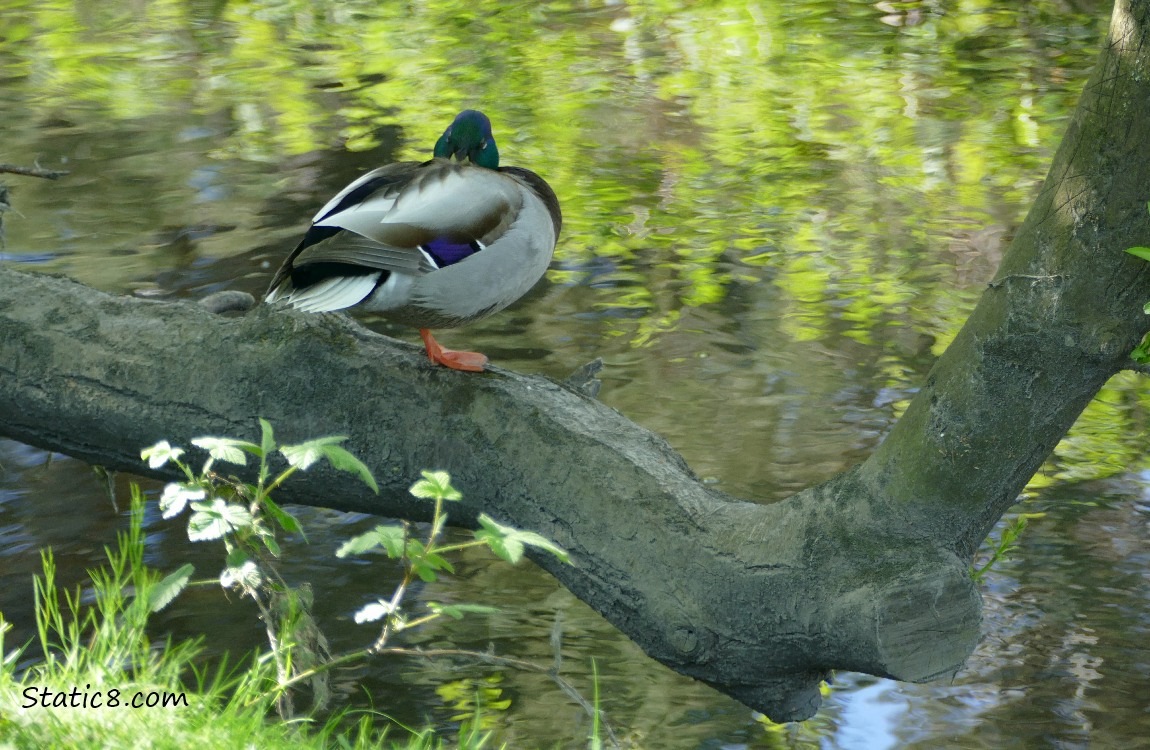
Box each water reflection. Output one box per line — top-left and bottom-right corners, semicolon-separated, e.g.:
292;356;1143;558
2;0;1148;747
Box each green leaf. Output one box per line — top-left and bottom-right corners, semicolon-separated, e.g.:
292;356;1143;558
337;530;382;558
226;547;251;570
279;438;378;491
158;482;205;519
506;529;570;563
480;532;523;564
423;551;454;574
475;514;522;562
337;524;407;558
141;440;184;469
427;602;500;620
143;441;183;469
261;494;304;537
191;437;260;466
187;499;254;541
320;445;379;493
147;563;194;612
410;558;442;582
220;560;262;589
403;540;453;581
475;514;570;564
260;532;282;557
258;418;275;459
1125;246;1150;262
375;525;408;557
280;436;348;470
409;470;462;502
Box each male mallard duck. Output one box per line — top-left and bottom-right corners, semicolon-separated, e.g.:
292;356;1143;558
265;110;561;372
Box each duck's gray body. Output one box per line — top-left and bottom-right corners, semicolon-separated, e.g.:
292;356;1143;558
265;157;561;329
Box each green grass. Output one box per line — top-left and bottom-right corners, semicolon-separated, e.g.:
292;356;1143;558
0;487;495;750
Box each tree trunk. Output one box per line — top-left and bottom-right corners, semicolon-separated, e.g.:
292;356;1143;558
3;1;1150;723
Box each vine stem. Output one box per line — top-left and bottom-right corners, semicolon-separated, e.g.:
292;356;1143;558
433;540;490;554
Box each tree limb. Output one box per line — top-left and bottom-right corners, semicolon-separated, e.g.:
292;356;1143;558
3;0;1150;723
0;266;984;720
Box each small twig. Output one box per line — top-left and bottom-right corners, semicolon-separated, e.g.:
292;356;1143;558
0;163;69;180
370;578;409;651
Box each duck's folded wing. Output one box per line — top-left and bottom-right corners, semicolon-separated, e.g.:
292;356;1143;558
290;231;437;275
316;161;522;249
310;162;422;223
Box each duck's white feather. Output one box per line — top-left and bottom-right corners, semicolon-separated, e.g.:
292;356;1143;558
282;273;382;313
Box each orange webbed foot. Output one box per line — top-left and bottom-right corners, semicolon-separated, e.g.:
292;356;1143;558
419;329;488;372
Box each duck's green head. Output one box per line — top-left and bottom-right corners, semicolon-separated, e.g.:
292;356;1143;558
433;110;499;169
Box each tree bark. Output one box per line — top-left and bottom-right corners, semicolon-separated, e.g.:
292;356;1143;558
3;2;1150;722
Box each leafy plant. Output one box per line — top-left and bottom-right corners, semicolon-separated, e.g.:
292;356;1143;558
141;419;377;716
336;470;568;652
0;487;499;750
971;512;1045;582
138;421;611;745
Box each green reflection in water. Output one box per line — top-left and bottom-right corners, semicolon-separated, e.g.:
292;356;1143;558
3;0;1149;747
1;0;1104;346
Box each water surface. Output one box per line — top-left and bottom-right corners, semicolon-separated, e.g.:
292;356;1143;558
2;1;1148;747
